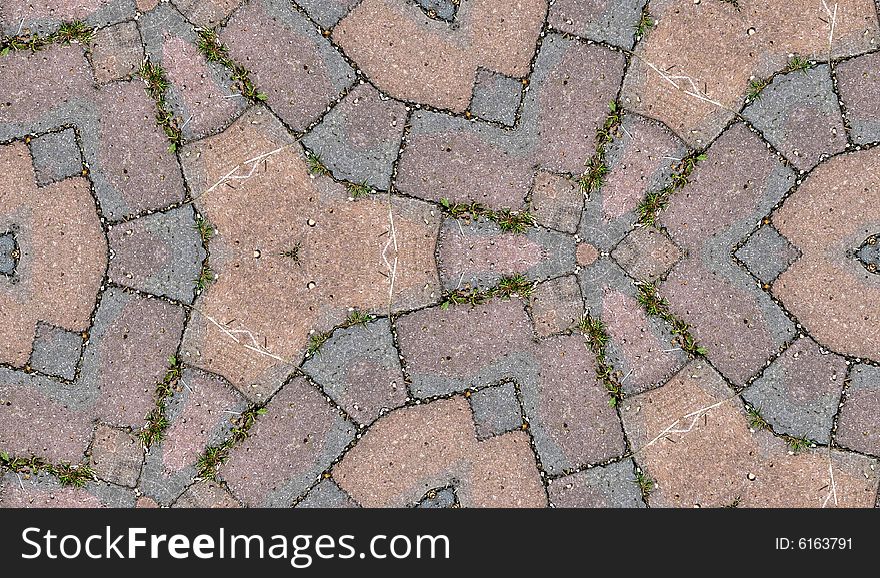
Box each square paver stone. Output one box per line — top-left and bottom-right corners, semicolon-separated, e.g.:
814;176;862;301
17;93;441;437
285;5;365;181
30;322;83;380
28;128;82;186
468;382;522;440
470;68;523;126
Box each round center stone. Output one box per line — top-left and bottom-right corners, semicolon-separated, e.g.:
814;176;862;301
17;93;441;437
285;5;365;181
576;242;599;267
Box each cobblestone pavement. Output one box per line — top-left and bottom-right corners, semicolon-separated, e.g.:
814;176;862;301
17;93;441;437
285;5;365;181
1;0;879;509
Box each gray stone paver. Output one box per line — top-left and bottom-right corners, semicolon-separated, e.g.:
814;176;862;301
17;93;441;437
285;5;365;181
1;1;879;510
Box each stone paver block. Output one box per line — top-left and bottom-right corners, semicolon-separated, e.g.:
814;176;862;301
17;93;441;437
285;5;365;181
548;0;646;49
0;143;106;368
89;425;143;487
743;65;847;170
531;35;627;174
222;0;355;132
220;377;356;507
836;51;880;144
28;128;82;186
530;171;582;234
524;335;626;473
334;0;546;112
30;323;83;381
611;226;682;283
470;69;522;126
396;112;533;209
0;0;135;36
302;318;406;425
735;224;801;284
0;371;94;464
530;275;583;337
161;368;248;474
94;81;187;219
662;124;796;385
621;0;879;146
180;108;439;400
108;207;206;303
334;396;546;507
603;288;688;395
602;115;687;220
395;299;535;398
549;459;646;508
621;361;879;507
772;147;880;362
296;479;360;508
0;474;103;508
89;21;142;84
301;82;407;190
437;218;575;291
743;337;847;443
468;382;523;440
836;365;880;455
84;288;186;428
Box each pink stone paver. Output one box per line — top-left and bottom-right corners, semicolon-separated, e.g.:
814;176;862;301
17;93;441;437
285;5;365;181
334;0;547;112
334;396;546;507
0;143;106;368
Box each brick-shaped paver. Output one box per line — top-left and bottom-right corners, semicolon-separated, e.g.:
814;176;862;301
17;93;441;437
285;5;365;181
108;207;205;304
548;0;646;49
30;323;83;381
301;82;407;190
89;424;143;487
549;459;645;508
89;21;142;84
836;365;880;455
743;65;847;171
28;128;82;186
220;377;356;507
301;318;407;425
529;275;583;337
530;171;582;234
743;337;847;443
468;382;523;440
83;288;186;429
334;396;546;507
621;361;879;507
0;369;94;464
835;51;880;144
222;0;354;133
470;69;522;126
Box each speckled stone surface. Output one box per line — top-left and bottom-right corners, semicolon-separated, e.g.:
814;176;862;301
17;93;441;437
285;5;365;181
3;1;880;510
